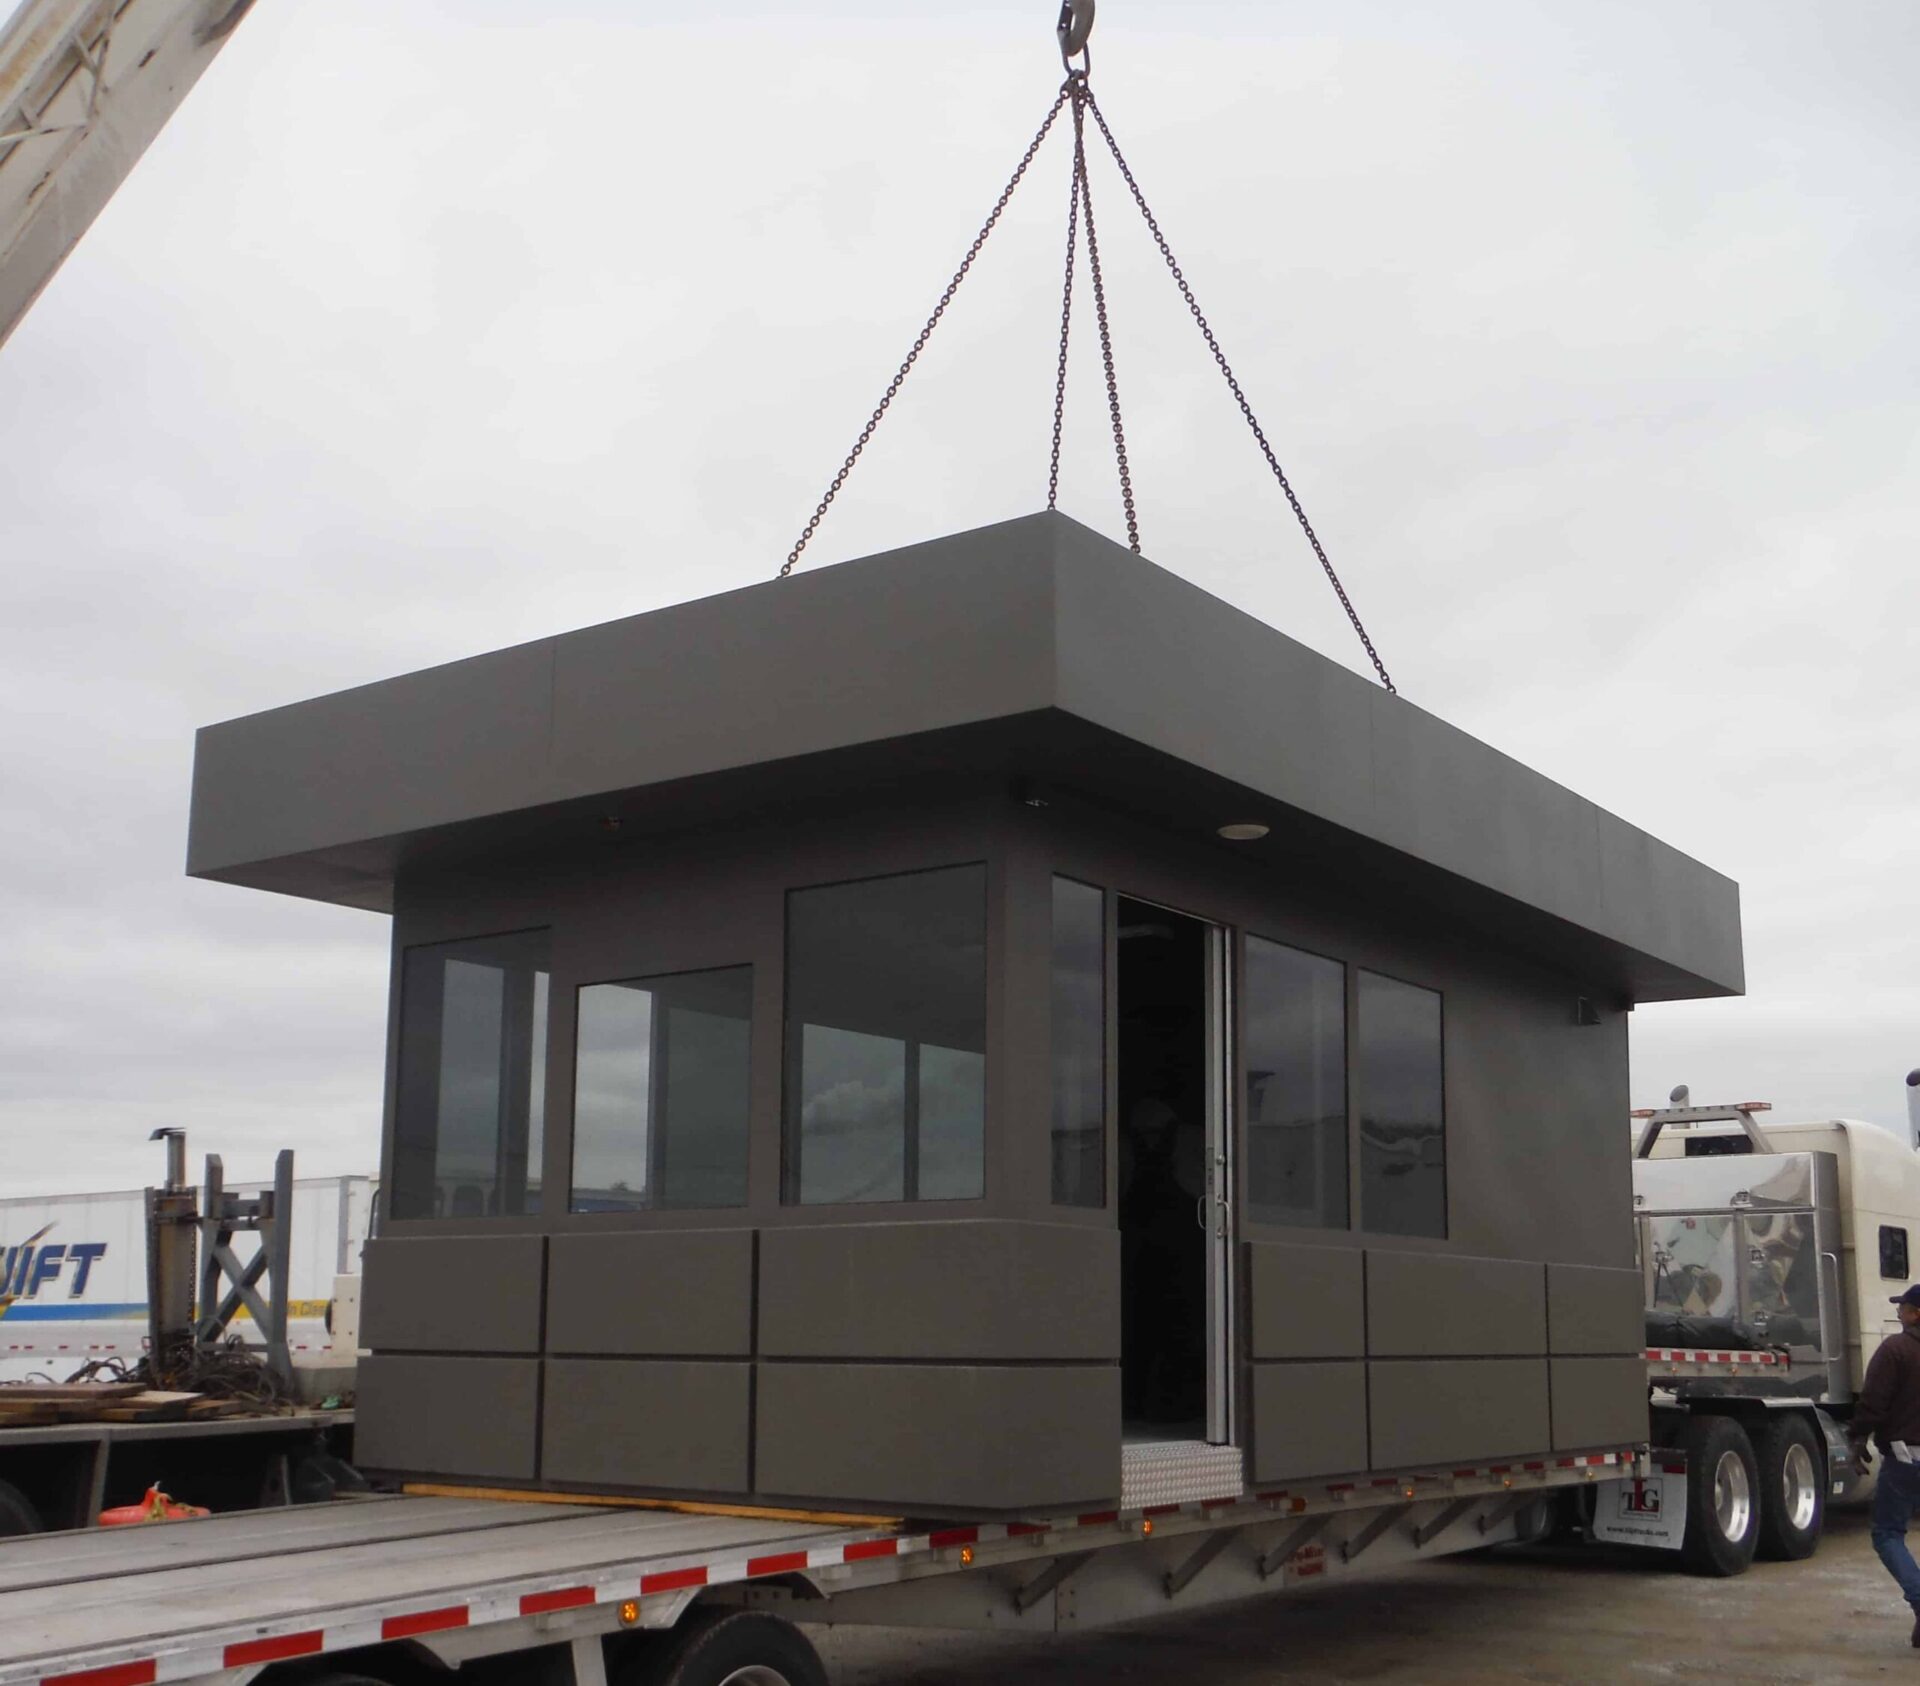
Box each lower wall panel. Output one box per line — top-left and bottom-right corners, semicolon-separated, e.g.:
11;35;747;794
1549;1356;1647;1451
1249;1362;1368;1483
543;1359;750;1492
1547;1264;1645;1356
1368;1359;1549;1469
755;1363;1119;1513
356;1355;538;1481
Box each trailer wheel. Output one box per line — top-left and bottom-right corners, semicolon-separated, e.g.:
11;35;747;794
616;1610;827;1686
1681;1415;1760;1577
0;1480;42;1537
1753;1413;1825;1561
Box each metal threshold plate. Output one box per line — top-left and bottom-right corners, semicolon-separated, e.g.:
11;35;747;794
1121;1438;1245;1510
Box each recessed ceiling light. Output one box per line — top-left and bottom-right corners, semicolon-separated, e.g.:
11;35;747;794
1218;822;1269;842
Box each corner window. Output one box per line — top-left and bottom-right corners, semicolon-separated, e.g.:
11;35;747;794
1883;1226;1910;1281
784;865;986;1205
1244;936;1347;1230
1050;877;1106;1207
391;930;550;1220
1356;970;1445;1238
571;967;752;1213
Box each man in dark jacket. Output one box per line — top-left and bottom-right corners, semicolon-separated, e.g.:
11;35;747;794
1853;1285;1920;1643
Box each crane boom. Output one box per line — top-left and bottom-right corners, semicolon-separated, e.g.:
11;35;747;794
0;0;252;350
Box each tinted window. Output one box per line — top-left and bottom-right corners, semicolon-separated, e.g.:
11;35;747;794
1244;936;1346;1230
392;930;550;1220
1883;1225;1910;1281
785;866;986;1205
1356;970;1445;1238
1051;877;1105;1207
571;967;752;1213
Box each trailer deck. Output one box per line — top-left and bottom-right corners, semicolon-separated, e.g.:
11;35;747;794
0;1448;1640;1686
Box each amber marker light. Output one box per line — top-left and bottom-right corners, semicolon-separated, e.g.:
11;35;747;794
959;1546;975;1565
618;1599;641;1627
1141;1518;1154;1537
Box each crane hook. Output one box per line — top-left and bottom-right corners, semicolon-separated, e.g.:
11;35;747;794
1057;0;1094;76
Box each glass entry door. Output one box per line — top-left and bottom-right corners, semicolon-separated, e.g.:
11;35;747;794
1115;896;1236;1447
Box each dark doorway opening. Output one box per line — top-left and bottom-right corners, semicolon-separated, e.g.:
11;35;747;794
1116;895;1210;1434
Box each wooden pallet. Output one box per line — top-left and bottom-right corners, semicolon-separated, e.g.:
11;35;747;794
0;1385;217;1425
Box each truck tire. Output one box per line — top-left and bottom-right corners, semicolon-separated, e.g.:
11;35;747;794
1681;1414;1760;1577
1753;1413;1825;1561
616;1610;828;1686
0;1480;43;1536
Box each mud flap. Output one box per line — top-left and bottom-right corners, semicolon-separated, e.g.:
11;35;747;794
1590;1461;1687;1551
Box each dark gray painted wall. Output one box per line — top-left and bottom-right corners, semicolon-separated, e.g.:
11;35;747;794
1369;1360;1551;1468
543;1359;750;1491
356;1356;539;1480
755;1364;1120;1512
346;778;1661;1507
758;1222;1118;1361
360;1236;545;1354
1249;1363;1368;1483
546;1232;753;1356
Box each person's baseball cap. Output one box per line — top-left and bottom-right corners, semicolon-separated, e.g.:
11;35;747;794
1891;1285;1920;1308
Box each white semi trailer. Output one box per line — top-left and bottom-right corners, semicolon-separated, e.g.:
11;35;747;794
0;1174;374;1385
1617;1084;1920;1573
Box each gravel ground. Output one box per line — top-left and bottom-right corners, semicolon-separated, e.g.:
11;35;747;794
808;1510;1918;1684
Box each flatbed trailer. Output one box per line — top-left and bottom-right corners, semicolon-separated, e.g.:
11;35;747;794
0;1409;355;1535
0;1448;1638;1686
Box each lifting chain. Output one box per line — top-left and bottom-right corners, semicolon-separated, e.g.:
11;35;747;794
777;2;1396;696
777;86;1072;580
1081;90;1395;693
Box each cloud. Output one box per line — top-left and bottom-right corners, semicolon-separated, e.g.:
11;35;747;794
0;0;1914;1193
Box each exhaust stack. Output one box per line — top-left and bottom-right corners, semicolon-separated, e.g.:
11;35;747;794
1908;1069;1920;1152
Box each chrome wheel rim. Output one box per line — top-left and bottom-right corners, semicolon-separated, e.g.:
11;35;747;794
1714;1447;1753;1541
1781;1441;1819;1532
717;1669;792;1686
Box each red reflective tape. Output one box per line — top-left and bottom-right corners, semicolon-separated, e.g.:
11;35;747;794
43;1665;156;1686
843;1539;900;1563
929;1526;980;1549
520;1586;596;1615
382;1606;469;1640
1452;1469;1478;1480
1007;1522;1050;1537
1142;1503;1183;1517
225;1631;324;1666
640;1567;710;1595
747;1551;812;1577
1295;1560;1325;1579
1076;1510;1119;1527
1200;1495;1240;1509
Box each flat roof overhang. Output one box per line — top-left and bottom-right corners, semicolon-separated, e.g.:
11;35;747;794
187;511;1743;1003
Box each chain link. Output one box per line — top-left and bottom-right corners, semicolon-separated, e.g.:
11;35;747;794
1044;95;1082;512
1070;82;1140;554
778;86;1073;579
1083;92;1395;692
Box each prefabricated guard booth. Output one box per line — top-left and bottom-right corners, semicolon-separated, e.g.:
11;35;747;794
186;512;1745;1517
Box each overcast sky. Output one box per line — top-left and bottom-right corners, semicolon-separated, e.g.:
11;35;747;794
1;1;1914;1193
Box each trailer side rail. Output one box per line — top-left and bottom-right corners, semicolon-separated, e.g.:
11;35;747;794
0;1450;1637;1686
1644;1345;1791;1381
